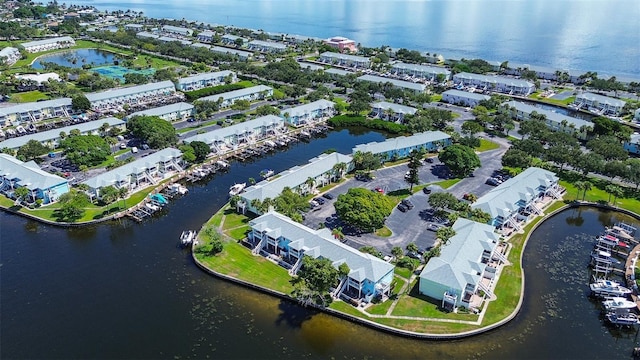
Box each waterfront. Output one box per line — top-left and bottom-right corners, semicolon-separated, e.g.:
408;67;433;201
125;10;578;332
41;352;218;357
68;0;640;78
1;126;640;358
32;48;120;69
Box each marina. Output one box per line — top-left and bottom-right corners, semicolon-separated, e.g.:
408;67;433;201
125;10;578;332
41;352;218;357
179;230;197;247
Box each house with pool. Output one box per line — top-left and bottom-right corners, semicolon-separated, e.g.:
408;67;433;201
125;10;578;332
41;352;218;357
248;211;394;304
352;131;451;161
280;99;336;127
419;218;506;311
0;153;69;204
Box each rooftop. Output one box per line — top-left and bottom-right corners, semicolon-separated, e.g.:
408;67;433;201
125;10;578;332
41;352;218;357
358;74;426;92
371;101;418;115
21;36;74;48
353;131;450;155
576;92;626;107
126;102;194;119
320;52;370;63
392;62;451;75
0;153;67;190
248;40;287;50
183;115;283;145
281;99;335;118
442;89;491;101
199;85;272;103
85;80;175;103
324;68;353;76
504;101;594;129
0;98;71;117
177;71;235;85
453;72;534;88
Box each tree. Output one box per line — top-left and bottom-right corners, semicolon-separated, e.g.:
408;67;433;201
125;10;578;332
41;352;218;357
189;141;210;162
179;144;196;163
428;192;458;210
406;242;418;254
391;246;404;259
334;188;396;232
254;104;280;116
332;162;348;180
573;153;604;176
624;158;640;189
331;226;345;241
60;135;110;167
436;227;456;244
16;140;50;161
405;149;425;191
100;185;119;204
461;121;484;137
352;151;381;171
304;177;316;194
14;186;29;203
501;148;531;169
438;144;481;178
55;190;90;222
71;94;91;112
586;135;628;161
518;118;549;140
290;257;339;307
127;115;177;149
274;188;308;218
574;181;592;201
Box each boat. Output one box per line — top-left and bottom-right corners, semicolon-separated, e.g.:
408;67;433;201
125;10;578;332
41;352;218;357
605;312;640;326
590;249;621;265
16;125;26;135
602;297;637;312
590;279;632;297
167;183;188;195
597;234;619;248
145;202;159;211
260;169;274;179
180;230;196;246
229;183;246;196
216;160;230;169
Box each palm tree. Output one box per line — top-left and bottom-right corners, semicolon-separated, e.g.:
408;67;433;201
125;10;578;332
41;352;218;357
436;227;456;245
574;181;586;201
609;185;624;206
117;187;128;210
331;226;344;241
352;151;364;170
332;162;347;181
575;181;592;201
304;177;316;194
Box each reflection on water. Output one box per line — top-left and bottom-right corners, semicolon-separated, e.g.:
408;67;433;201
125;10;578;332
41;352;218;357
32;49;120;69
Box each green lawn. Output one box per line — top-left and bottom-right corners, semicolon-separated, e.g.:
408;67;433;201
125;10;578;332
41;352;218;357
221;209;252;231
430;95;443;103
391;280;477;320
394;266;413;280
10;90;49;103
527;92;576;106
375;226;392;237
432;178;462;189
228;225;250;241
560;180;640;213
329;300;367;317
132;54;180;69
476;139;500;152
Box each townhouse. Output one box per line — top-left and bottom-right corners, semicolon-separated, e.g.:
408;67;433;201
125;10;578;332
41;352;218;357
357;74;426;93
352;131;451;160
441;89;490;107
198;85;273;108
85;81;176;111
0;98;73;127
453;72;535;96
126;102;194;122
0;153;69;204
391;62;451;81
176;70;237;91
370;101;417;123
247;40;287;53
624;133;640;155
161;25;193;37
502;101;594;139
318;52;370;69
20;36;75;53
196;30;216;43
0;47;21;66
209;46;252;60
221;34;247;46
281;99;336;127
572;92;626;116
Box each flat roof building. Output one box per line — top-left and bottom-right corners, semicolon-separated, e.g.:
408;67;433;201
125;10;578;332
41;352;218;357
573;92;626;116
453;72;535;96
281;99;336;127
391;62;451;81
353;131;451;160
176;70;237;91
126;102;194;122
319;52;370;69
247;40;287;53
85;81;176;111
199;85;273;108
0;47;21;66
161;25;193;37
441;90;490;107
0;98;73;127
503;101;593;139
20;36;75;53
357;74;426;93
209;46;252;60
323;36;358;53
0;153;69;204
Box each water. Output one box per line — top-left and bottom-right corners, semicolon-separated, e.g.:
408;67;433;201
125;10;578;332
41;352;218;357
32;48;120;69
68;0;640;77
2;126;640;358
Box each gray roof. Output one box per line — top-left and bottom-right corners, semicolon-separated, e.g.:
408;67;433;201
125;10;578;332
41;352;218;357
221;34;245;42
281;99;335;117
325;68;353;76
210;46;252;58
21;36;74;48
157;36;192;45
250;211;394;283
371;101;417;115
358;74;426;92
199;85;272;103
136;31;160;39
298;62;324;71
85;81;175;103
177;71;235;86
0;98;72;117
472;167;558;220
453;72;534;88
391;62;451;75
248;40;287;50
504;101;593;129
575;92;626;107
197;30;215;37
320;52;370;63
0;153;67;190
190;43;211;49
0;47;19;57
126;102;193;119
627;133;640;145
242;152;352;203
162;25;192;34
420;218;499;293
353;131;450;155
442;89;491;101
82;148;182;189
183;115;283;144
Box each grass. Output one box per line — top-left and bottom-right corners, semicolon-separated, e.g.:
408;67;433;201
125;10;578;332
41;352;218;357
221;208;252;230
131;54;181;69
528;91;576;106
375;226;392;237
228;225;250;241
394;266;413;280
329;301;367;317
560;179;640;213
476;138;500;152
430;95;442;102
432;178;462;189
391;280;477;320
331;97;349;110
10;90;49;103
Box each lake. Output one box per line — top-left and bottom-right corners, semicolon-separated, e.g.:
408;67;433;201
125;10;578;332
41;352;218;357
32;48;120;69
1;127;639;358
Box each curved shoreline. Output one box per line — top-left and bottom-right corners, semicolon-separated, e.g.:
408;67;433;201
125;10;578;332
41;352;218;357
192;202;640;339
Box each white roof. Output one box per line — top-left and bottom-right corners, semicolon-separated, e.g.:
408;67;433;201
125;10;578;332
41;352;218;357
320;52;370;63
0;117;124;150
183;115;283;144
0;47;19;57
392;62;451;75
248;40;287;50
85;81;175;103
627;133;640;145
472;167;558;220
126;102;193;119
0;98;71;117
21;36;74;48
162;25;192;34
210;46;252;58
442;89;490;101
325;68;353;76
419;218;499;293
177;71;235;86
576;92;626;107
281;99;335;117
353;131;450;155
453;72;534;88
358;74;426;92
504;101;594;129
0;153;67;190
199;85;272;103
371;101;417;115
16;72;60;84
242;152;352;203
136;32;160;39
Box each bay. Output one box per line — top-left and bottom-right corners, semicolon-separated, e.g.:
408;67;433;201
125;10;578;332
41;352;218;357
69;0;640;77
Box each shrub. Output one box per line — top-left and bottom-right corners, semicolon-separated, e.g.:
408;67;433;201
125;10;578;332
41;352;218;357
328;115;408;134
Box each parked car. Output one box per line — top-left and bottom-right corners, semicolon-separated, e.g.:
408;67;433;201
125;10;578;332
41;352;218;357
397;203;408;212
423;187;432;194
425;157;434;163
374;187;384;194
401;199;414;209
131;147;139;153
309;200;319;207
322;193;334;200
314;197;325;205
427;223;443;231
407;251;421;260
120;143;127;149
486;178;500;186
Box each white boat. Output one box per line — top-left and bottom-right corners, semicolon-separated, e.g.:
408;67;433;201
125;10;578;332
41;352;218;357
180;230;196;246
16;125;26;134
229;183;246;196
260;169;274;179
605;312;640;326
590;279;632;297
167;183;188;195
602;297;637;311
590;250;621;265
0;129;5;138
145;203;159;211
216;160;229;169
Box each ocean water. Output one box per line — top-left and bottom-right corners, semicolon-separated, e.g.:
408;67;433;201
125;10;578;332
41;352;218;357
69;0;640;77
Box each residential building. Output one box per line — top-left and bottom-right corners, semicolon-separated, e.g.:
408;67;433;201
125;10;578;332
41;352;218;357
209;46;252;60
240;152;353;214
318;52;370;69
624;134;640;155
281;99;335;127
197;30;216;43
124;24;144;31
16;72;61;85
157;36;192;46
247;40;287;53
0;98;73;127
298;62;324;71
285;34;322;44
441;90;490;107
248;211;394;303
419;218;503;310
0;117;124;150
221;34;247;46
453;72;535;96
573;92;626;116
502;101;593;140
370;101;417;123
183;115;284;153
82;148;184;198
20;36;75;53
352;131;451;160
176;71;237;91
0;47;21;66
199;85;273;108
391;62;451;81
85;81;176;111
126;102;194;122
161;25;193;37
323;36;358;53
0;153;69;204
324;68;353;77
635;108;640;122
357;74;426;93
471;167;561;230
136;31;160;40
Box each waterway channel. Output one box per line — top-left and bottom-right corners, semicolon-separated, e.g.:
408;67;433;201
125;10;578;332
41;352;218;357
1;128;639;359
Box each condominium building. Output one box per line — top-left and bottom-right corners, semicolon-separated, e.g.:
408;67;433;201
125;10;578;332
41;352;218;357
247;40;287;53
221;34;247;46
391;62;451;81
176;71;237;91
0;153;69;204
124;24;144;31
453;72;535;96
199;85;273;108
161;25;193;37
0;47;21;66
357;74;426;93
85;81;176;111
280;99;336;126
624;134;640;155
441;90;490;107
323;36;358;53
209;46;252;60
0;98;73;127
370;101;417;122
126;102;194;122
419;218;504;310
572;92;626;116
20;36;75;53
352;131;451;160
248;211;394;303
196;30;216;43
502;101;593;139
318;52;370;69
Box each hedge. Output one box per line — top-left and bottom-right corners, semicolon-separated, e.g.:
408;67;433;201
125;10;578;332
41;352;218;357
328;115;408;134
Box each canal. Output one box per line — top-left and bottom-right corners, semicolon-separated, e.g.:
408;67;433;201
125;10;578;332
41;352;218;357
1;128;638;359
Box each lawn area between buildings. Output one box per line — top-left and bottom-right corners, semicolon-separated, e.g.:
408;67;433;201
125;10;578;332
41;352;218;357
10;90;49;103
476;139;500;152
528;91;576;107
